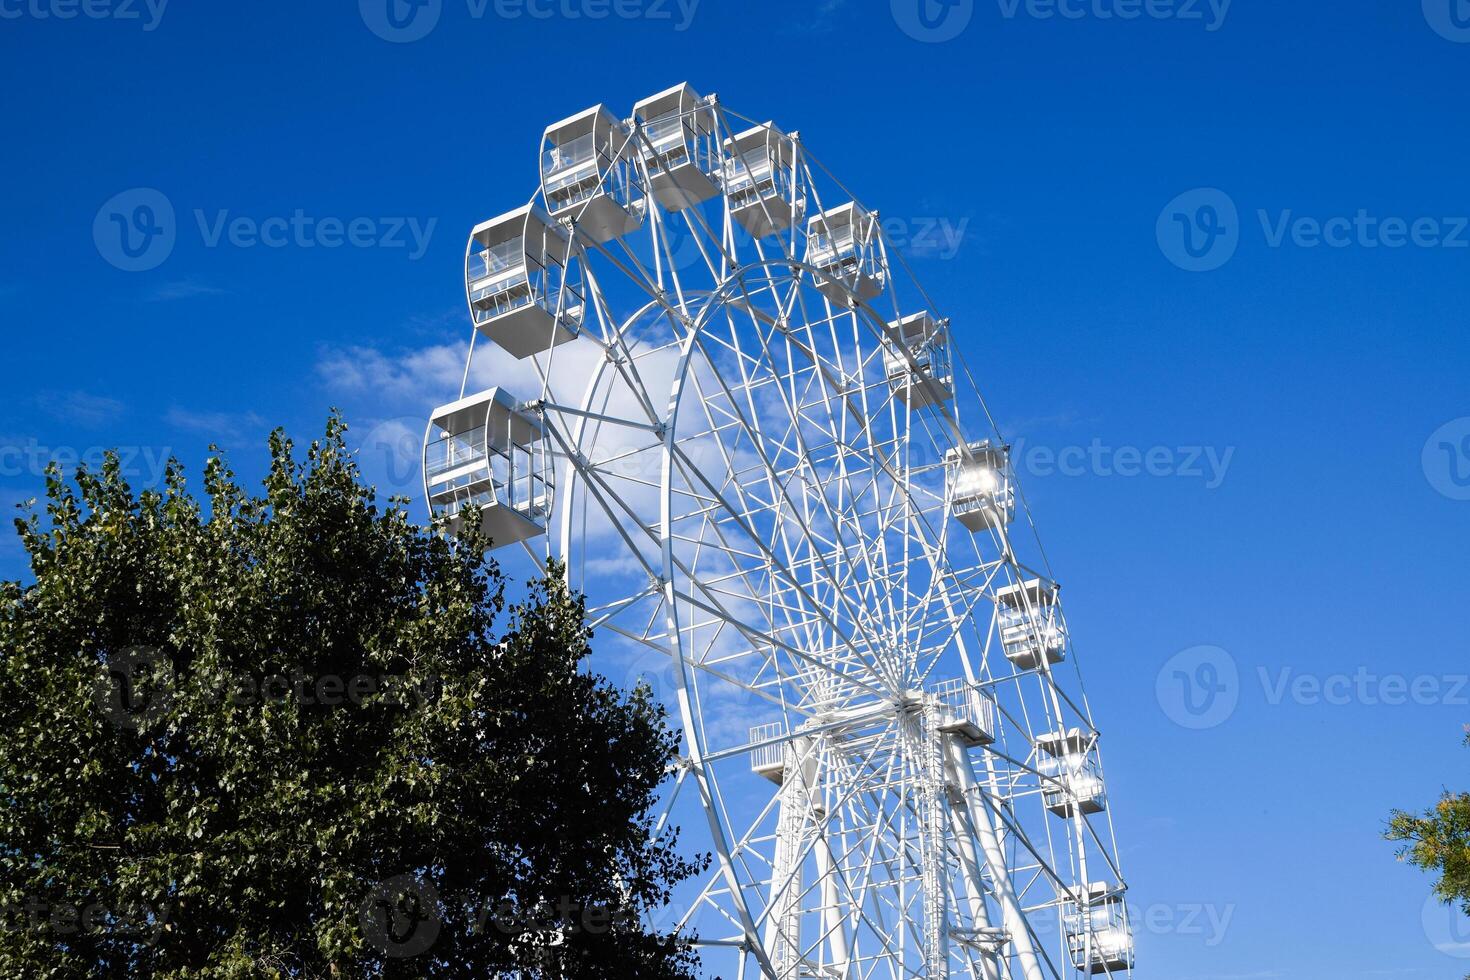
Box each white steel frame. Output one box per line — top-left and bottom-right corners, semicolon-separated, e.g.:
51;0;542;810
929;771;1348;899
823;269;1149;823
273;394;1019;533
428;86;1134;980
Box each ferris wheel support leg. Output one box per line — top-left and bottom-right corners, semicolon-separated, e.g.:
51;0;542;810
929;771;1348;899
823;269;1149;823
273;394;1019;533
764;734;815;979
814;828;851;976
919;708;951;978
947;797;1002;980
945;737;1047;980
687;758;776;979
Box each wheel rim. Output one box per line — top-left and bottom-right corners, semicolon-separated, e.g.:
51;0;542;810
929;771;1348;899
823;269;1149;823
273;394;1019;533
438;92;1133;980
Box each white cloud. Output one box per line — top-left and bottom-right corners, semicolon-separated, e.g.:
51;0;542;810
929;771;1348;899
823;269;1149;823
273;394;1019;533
317;342;470;406
36;390;125;428
163;406;266;440
145;279;229;302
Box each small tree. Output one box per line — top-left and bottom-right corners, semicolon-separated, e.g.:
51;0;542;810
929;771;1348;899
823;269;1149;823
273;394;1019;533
0;416;704;978
1387;729;1470;977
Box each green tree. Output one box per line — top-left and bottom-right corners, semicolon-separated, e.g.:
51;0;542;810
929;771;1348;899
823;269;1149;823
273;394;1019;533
1388;729;1470;975
0;416;704;978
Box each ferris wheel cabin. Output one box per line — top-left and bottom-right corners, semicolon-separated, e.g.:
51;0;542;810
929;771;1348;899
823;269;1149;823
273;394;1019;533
1064;882;1135;975
723;122;804;239
422;388;552;550
540;104;643;244
947;441;1016;532
885;312;954;408
465;206;582;360
996;577;1067;669
633;83;720;212
805;202;886;304
1037;728;1107;817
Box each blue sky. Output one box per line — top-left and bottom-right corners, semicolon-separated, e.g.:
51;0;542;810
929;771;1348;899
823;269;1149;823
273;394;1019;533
3;0;1470;976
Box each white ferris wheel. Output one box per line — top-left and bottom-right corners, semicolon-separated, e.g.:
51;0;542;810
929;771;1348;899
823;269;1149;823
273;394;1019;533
420;82;1135;980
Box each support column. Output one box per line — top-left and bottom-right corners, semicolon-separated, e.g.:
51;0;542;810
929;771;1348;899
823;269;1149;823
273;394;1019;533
815;829;850;975
947;796;1002;980
765;735;814;978
919;704;950;978
945;736;1046;980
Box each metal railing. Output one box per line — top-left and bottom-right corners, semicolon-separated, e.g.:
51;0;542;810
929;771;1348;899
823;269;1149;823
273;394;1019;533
749;721;786;773
930;678;998;743
424;424;493;482
543;133;638;215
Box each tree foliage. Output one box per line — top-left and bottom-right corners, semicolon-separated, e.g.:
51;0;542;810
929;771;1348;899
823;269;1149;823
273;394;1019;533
0;416;704;978
1387;728;1470;975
